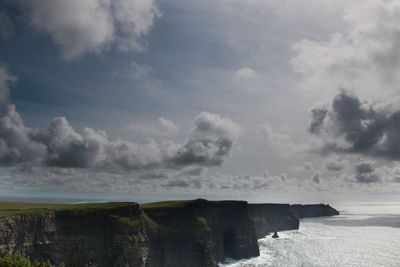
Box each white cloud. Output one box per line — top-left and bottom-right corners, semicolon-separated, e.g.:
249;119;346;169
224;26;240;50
291;0;400;99
157;117;179;136
235;67;257;79
18;0;160;59
260;123;306;157
190;111;242;140
127;117;178;138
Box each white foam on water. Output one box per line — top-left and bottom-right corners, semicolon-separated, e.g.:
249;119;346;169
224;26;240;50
220;203;400;267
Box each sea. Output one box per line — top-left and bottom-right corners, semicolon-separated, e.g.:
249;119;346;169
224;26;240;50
220;202;400;267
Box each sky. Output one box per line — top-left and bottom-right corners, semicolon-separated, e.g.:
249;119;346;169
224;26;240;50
0;0;400;203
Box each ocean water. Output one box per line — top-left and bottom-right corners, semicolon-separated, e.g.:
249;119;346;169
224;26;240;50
220;203;400;267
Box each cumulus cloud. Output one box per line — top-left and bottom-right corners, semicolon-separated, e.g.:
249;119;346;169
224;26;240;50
354;161;379;183
173;112;241;166
17;0;160;59
0;102;239;173
291;0;400;99
309;90;400;160
0;104;46;165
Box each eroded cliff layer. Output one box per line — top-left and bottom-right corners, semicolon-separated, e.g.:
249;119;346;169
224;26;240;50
248;204;299;239
290;204;340;218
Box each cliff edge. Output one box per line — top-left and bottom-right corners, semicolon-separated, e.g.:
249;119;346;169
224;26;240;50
290;204;340;218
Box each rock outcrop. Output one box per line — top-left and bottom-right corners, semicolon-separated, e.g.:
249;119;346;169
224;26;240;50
248;204;299;239
290;204;339;218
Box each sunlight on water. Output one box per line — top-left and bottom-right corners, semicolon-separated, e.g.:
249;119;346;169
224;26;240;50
220;203;400;267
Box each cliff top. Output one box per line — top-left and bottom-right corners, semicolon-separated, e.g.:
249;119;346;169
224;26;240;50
140;200;194;209
0;201;137;217
140;198;249;210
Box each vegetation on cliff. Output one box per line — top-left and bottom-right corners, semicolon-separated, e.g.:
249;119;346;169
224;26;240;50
0;253;63;267
0;202;135;217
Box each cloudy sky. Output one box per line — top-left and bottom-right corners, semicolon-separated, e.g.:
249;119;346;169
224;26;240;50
0;0;400;203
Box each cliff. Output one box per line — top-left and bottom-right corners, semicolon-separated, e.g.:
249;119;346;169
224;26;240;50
0;202;161;267
142;199;260;266
248;204;299;239
290;204;339;218
0;200;339;267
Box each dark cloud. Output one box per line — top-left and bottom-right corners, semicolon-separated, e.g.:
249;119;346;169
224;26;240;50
310;90;400;160
331;92;386;153
309;108;327;134
0;104;240;173
311;172;320;184
45;117;101;168
0;104;46;165
354;161;379;183
172;112;241;167
174;138;233;166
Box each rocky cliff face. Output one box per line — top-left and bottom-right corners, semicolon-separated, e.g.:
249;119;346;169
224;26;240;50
143;199;260;267
0;213;55;260
248;204;299;239
0;203;160;267
53;204;161;267
290;204;340;218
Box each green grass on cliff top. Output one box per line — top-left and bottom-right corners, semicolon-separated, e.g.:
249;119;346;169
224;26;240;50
0;199;195;217
0;201;132;217
140;200;193;209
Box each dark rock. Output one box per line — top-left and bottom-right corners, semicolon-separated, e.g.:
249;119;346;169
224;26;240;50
271;232;279;238
248;203;299;239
